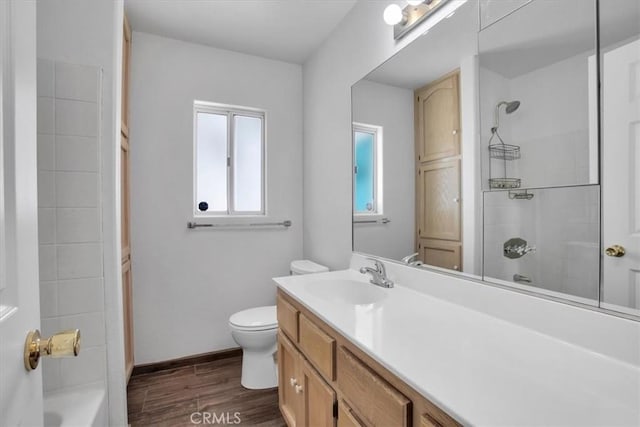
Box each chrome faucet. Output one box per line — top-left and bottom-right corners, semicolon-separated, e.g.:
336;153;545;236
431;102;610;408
503;237;536;259
401;252;423;267
359;258;394;288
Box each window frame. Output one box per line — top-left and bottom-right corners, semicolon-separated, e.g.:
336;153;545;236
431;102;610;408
193;101;266;218
352;122;383;218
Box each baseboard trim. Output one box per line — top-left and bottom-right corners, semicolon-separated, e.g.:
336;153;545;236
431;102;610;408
131;348;242;377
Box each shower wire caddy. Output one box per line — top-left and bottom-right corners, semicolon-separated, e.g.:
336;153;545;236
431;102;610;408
488;124;521;189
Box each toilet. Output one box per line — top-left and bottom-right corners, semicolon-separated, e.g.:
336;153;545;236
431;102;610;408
229;260;329;389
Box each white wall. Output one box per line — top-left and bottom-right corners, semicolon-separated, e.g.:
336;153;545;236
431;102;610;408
479;0;532;29
129;32;303;364
36;59;107;394
37;1;125;425
302;0;469;270
351;80;414;261
509;51;592;188
459;56;481;275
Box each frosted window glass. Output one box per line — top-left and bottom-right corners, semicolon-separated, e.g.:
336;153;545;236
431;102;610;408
233;115;263;212
196;112;227;212
354;131;375;213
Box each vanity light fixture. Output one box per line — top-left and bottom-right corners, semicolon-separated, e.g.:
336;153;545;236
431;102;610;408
384;0;452;40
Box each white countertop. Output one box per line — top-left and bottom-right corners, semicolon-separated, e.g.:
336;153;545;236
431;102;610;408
274;269;640;426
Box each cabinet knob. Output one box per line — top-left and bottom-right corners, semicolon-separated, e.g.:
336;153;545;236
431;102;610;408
453;265;459;271
453;197;460;203
295;384;303;394
289;377;297;387
452;129;458;135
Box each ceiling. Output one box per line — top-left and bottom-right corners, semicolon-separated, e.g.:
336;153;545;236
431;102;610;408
124;0;357;64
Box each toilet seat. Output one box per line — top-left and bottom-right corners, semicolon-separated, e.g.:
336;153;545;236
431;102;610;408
229;305;277;331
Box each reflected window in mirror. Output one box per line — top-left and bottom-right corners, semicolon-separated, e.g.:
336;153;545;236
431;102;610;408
353;123;383;216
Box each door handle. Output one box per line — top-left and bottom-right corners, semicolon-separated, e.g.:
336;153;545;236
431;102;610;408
24;329;80;371
605;245;625;257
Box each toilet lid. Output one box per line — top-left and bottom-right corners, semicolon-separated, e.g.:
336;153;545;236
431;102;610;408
229;305;277;331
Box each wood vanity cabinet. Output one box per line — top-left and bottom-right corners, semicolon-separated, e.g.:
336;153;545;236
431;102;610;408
277;289;460;427
278;331;336;427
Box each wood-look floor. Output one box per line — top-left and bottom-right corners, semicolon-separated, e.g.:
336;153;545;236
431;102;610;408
127;355;285;426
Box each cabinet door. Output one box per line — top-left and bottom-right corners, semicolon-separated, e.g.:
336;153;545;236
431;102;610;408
278;332;301;427
415;73;460;162
300;359;336;427
417;160;461;241
419;239;461;272
338;400;365;427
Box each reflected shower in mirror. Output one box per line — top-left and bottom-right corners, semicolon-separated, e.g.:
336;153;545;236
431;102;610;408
478;0;600;304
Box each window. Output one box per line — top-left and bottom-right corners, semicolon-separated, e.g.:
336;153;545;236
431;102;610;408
353;123;383;215
194;101;265;216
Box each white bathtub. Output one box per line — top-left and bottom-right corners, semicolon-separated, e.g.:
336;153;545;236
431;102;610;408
43;386;106;427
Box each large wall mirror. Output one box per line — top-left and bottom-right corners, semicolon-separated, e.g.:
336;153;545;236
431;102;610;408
351;0;640;318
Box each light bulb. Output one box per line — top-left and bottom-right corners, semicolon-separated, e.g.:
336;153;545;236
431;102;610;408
407;0;423;6
383;4;404;25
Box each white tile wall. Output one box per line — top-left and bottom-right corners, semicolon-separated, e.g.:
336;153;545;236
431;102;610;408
56;136;99;172
57;243;103;279
56;208;101;243
483;186;600;301
55;100;99;137
36;58;106;393
55;172;99;207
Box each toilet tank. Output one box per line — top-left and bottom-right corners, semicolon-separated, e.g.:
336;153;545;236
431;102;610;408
290;260;329;275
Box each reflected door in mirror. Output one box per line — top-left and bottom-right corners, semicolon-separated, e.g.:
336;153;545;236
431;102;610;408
415;71;462;271
416;73;461;162
601;38;640;316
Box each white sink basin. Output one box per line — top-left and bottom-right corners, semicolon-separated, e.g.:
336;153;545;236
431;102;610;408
304;279;388;305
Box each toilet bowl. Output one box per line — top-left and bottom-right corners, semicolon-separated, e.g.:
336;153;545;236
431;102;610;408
229;260;329;389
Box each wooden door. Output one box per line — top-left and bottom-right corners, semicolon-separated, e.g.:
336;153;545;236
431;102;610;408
121;13;134;381
417;160;461;241
601;38;640;315
418;239;461;272
278;333;301;427
299;359;336;427
415;73;460;163
415;70;462;271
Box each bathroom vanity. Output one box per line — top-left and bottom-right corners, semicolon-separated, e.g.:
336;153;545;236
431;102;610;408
274;263;640;426
276;284;456;427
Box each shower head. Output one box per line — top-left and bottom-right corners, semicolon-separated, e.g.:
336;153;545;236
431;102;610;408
504;100;520;114
497;100;521;114
493;100;521;131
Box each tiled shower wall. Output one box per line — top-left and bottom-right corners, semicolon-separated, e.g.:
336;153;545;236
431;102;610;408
37;59;107;392
483;185;600;302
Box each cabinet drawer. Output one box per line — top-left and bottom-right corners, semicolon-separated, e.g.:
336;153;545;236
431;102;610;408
421;413;443;427
277;296;299;342
338;400;365;427
299;313;336;380
337;346;411;427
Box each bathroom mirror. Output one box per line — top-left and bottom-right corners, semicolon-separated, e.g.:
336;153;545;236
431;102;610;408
352;0;639;317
